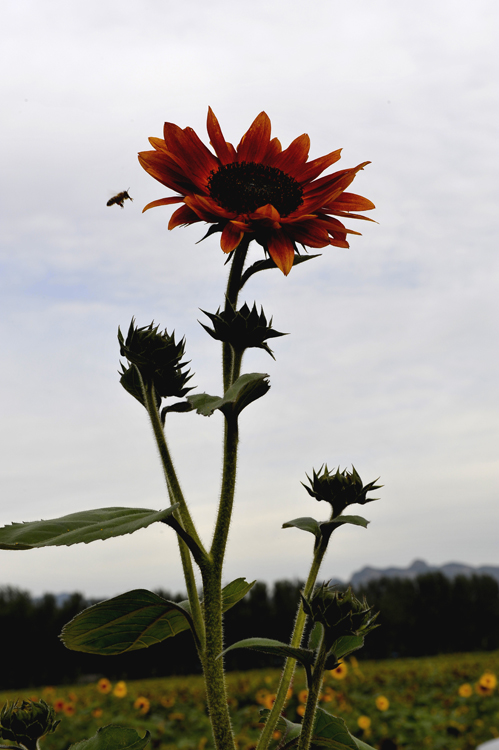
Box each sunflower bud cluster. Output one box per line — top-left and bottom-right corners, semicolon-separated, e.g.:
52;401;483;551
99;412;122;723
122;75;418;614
118;319;193;405
0;700;60;750
303;585;378;646
200;301;286;359
302;465;380;519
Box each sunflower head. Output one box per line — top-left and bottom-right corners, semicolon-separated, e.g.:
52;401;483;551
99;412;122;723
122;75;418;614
139;108;375;275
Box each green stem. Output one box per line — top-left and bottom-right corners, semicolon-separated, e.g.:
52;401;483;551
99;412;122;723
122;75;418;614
142;376;207;651
256;532;332;750
211;416;239;566
201;562;236;750
222;236;251;392
297;632;329;750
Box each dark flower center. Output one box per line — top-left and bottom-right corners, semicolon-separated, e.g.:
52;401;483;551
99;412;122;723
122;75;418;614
207;161;303;216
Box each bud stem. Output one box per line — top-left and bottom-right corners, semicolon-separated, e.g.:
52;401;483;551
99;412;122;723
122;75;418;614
140;372;207;651
297;632;329;750
222;236;251;392
255;508;335;750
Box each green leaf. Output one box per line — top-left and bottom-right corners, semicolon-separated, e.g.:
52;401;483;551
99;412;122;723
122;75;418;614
352;739;377;750
240;253;321;289
61;578;254;655
187;373;270;419
259;710;302;746
220;637;316;668
327;515;369;529
0;506;179;550
329;635;365;660
70;726;150;750
312;709;360;750
61;590;195;654
282;516;321;538
220;577;256;609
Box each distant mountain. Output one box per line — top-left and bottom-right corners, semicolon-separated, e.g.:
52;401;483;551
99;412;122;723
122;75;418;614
348;559;499;588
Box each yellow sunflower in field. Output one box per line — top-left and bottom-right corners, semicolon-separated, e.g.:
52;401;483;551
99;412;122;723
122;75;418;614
375;695;390;711
458;683;473;698
134;696;150;714
330;663;348;680
479;672;497;691
139;108;374;275
113;681;127;698
97;678;112;694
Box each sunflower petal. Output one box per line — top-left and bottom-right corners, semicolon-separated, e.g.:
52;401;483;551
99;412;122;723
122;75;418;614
294;149;343;183
221;222;245;253
207;107;236;165
142;196;184;213
168;204;201;229
271;134;310;176
267;231;296;275
237;112;272;163
325;192;375;212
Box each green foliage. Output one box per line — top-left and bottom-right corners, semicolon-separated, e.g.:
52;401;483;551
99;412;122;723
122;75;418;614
282;516;369;551
61;579;255;656
3;653;497;750
0;507;179;550
221;638;316;669
70;726;150;750
187;373;270;419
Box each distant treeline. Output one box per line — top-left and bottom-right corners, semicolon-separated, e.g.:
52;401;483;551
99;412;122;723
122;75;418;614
1;572;498;689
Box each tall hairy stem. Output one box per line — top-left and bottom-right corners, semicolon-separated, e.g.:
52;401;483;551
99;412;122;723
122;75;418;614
142;376;207;651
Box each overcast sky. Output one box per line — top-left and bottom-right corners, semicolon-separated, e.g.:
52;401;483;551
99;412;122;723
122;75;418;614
1;0;498;600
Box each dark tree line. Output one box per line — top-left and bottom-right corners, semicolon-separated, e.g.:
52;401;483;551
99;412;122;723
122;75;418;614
0;573;498;689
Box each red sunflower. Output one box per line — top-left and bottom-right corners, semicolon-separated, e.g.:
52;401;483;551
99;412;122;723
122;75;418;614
139;108;375;275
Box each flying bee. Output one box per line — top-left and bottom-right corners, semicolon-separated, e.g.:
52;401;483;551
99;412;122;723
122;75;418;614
107;190;133;208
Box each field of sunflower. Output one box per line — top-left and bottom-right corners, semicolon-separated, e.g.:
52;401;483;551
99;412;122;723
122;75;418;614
1;651;498;750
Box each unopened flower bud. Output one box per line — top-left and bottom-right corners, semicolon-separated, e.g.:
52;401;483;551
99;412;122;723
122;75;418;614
302;465;380;518
303;585;378;645
200;301;286;359
118;319;193;404
0;700;60;750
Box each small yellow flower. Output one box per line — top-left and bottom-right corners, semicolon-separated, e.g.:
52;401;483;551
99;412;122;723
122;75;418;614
296;704;306;717
298;689;309;705
479;672;497;690
113;681;127;698
168;712;185;721
272;732;282;740
357;716;371;730
63;703;76;717
97;678;112;694
53;698;65;713
134;697;150;714
160;694;176;708
350;656;359;669
375;695;390;711
255;689;270;705
92;708;103;718
458;683;473;697
330;663;348;680
261;694;277;710
475;681;494;696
